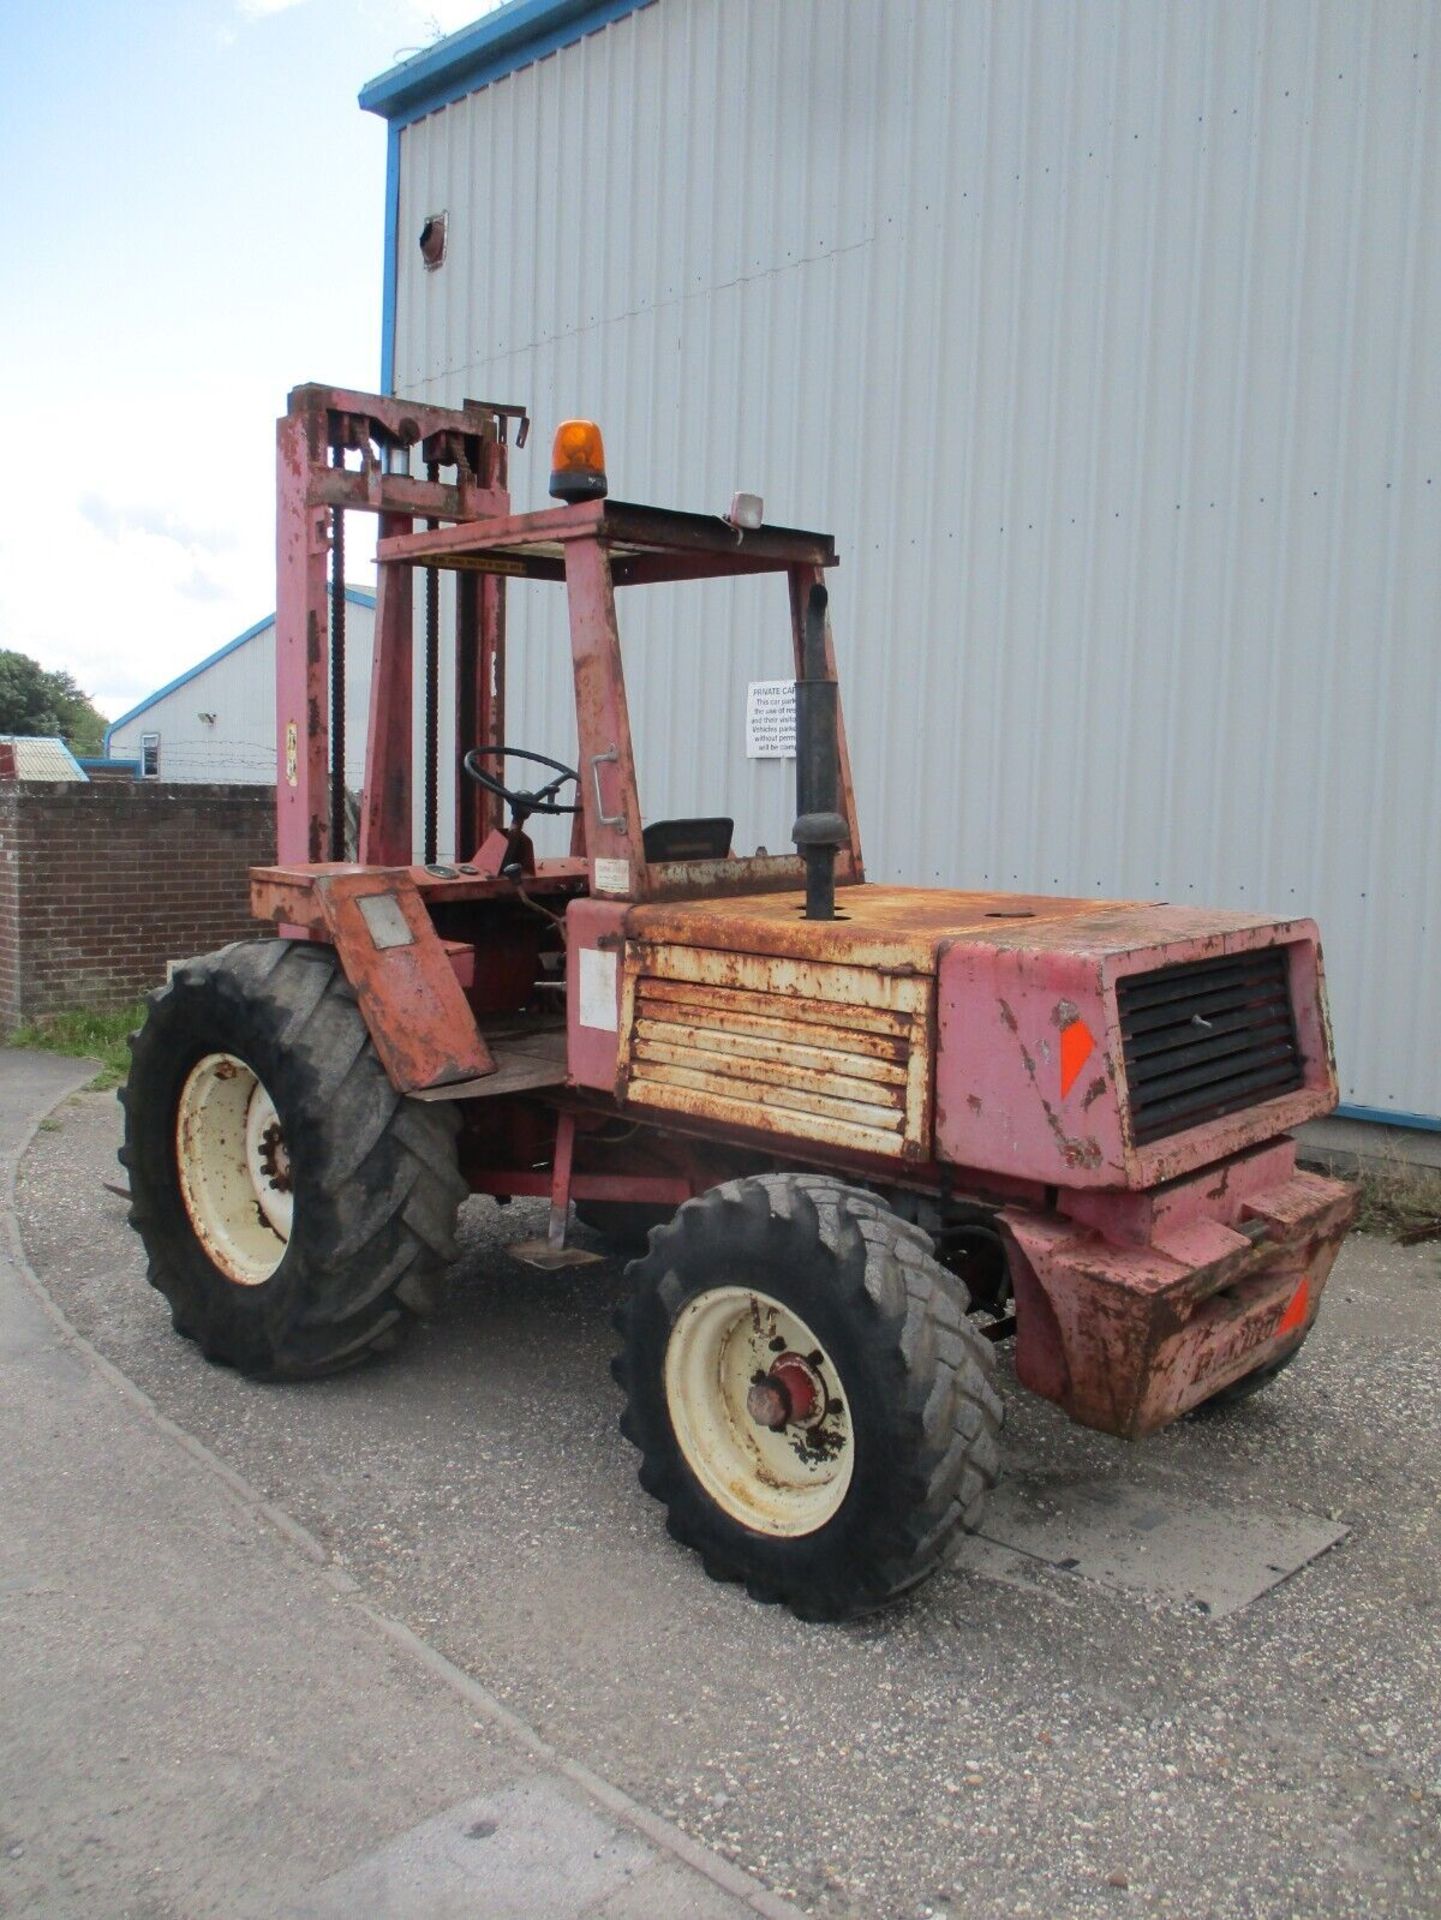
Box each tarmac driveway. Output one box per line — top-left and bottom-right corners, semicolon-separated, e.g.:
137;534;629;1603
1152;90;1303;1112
16;1088;1441;1919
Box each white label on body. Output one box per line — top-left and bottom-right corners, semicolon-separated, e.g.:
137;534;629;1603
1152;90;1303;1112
578;948;619;1030
592;856;631;894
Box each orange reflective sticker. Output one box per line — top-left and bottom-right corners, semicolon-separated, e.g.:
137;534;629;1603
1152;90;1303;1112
1059;1018;1096;1099
1276;1275;1310;1338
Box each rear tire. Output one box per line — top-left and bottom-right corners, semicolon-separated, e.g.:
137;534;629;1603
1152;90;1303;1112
120;940;465;1378
613;1174;1003;1620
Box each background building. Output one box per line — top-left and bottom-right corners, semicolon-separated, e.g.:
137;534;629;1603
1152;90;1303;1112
107;591;376;787
354;0;1439;1126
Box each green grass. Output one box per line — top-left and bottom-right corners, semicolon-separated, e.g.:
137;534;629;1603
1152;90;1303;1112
8;1003;145;1091
1352;1154;1441;1246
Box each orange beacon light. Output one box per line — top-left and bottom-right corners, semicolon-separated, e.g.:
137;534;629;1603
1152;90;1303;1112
549;419;608;503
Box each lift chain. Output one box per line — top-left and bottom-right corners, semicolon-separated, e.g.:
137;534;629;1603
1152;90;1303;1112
330;444;347;861
423;461;441;866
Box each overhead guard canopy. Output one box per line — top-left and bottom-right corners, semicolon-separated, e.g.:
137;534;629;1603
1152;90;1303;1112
375;498;838;587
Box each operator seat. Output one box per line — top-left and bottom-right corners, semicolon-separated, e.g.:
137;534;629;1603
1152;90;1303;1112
641;817;734;862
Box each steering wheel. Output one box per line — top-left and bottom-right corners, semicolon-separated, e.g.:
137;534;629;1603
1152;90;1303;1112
462;746;580;817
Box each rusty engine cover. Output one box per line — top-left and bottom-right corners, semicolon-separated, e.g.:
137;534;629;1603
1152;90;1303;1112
618;885;1339;1183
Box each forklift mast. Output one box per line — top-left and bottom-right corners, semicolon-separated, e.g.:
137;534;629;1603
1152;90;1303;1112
274;384;523;870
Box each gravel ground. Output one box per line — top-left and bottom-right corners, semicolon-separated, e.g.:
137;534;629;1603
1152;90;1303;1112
18;1088;1440;1920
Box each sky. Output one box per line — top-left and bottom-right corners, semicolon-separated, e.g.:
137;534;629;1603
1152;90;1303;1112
0;0;496;728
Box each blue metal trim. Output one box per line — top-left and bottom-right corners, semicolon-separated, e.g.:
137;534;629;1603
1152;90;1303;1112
381;121;401;393
1335;1102;1441;1134
359;0;653;128
78;756;140;771
102;589;377;751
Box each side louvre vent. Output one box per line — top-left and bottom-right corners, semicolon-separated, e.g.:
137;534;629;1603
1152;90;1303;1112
1119;946;1304;1145
622;944;932;1159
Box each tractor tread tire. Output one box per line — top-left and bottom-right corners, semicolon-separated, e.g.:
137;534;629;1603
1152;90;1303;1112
612;1174;1002;1620
120;939;463;1379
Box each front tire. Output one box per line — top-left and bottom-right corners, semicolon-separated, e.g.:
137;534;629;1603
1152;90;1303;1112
121;940;465;1378
613;1175;1003;1620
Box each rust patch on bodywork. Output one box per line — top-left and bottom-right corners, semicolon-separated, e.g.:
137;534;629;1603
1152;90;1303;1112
1002;1165;1357;1436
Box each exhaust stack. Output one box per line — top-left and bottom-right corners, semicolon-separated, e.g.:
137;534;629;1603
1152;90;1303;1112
792;584;847;921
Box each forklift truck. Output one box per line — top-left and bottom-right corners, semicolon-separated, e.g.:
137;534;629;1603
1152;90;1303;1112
121;388;1355;1619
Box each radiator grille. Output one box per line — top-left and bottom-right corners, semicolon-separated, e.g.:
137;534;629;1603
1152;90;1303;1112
624;947;931;1159
1118;946;1304;1145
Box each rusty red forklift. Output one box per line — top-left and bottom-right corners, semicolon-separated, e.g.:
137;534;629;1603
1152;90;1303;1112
121;386;1356;1620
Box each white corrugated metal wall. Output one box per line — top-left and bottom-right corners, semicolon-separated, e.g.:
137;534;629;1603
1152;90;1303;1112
386;0;1440;1123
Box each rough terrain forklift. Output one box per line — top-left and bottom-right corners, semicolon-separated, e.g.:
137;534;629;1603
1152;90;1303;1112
122;386;1356;1620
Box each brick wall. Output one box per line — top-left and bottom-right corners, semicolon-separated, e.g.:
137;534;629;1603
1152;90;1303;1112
0;789;18;1029
0;783;275;1031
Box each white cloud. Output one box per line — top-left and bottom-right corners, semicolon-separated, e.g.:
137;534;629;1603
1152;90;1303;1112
79;495;237;556
177;567;232;604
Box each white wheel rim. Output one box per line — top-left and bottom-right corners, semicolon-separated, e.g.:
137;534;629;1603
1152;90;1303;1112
175;1053;291;1286
663;1285;854;1537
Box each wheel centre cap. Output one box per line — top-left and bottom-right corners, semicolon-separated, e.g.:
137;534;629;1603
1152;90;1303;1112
747;1351;825;1430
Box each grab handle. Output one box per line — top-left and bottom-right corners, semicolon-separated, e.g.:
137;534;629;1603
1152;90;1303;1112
589;748;626;831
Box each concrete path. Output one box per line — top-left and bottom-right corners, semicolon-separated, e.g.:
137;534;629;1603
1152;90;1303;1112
1297;1114;1441;1177
0;1050;795;1920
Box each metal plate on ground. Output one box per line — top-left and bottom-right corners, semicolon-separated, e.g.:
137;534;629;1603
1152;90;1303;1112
952;1474;1348;1617
508;1237;607;1271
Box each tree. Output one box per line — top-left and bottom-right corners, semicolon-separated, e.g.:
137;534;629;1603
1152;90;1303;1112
0;651;108;756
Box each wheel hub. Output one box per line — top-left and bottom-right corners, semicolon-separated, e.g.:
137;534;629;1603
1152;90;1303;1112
175;1052;292;1286
746;1351;825;1430
663;1286;854;1537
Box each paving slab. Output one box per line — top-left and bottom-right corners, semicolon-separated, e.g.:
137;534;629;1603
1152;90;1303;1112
0;1052;793;1920
293;1779;653;1918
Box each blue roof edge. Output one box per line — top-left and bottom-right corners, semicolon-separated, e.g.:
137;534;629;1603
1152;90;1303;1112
103;588;377;751
359;0;653;128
